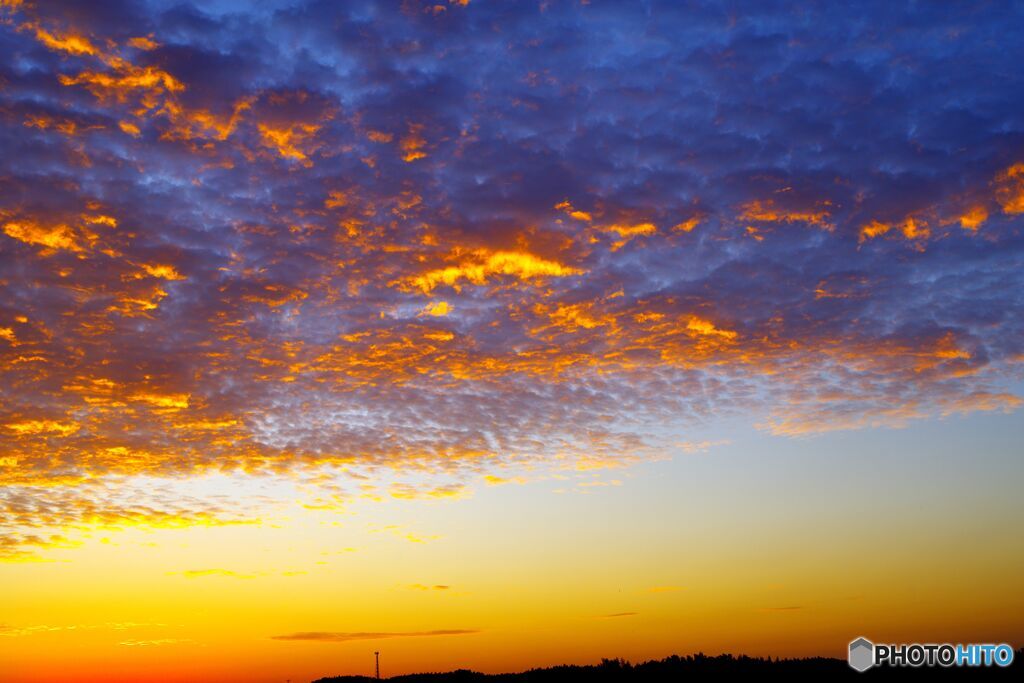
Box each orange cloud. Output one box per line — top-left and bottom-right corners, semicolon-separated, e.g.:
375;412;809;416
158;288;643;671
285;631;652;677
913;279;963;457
995;162;1024;213
859;216;929;243
59;65;184;101
534;301;616;334
118;120;141;137
738;199;832;229
686;316;737;340
940;391;1023;416
958;205;988;231
4;420;79;437
131;392;190;410
28;24;99;56
366;130;394;143
673;216;702;233
404;249;584;293
900;216;929;240
258;122;321;163
555;200;593;222
127;36;160;51
604;222;657;238
420;300;451;317
2;221;82;252
139;263;185;280
400;123;428;162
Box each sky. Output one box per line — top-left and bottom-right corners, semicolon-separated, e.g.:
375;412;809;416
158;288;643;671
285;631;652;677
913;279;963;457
1;0;1023;681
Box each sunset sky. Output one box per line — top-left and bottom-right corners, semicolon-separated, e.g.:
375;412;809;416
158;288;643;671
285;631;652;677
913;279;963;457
2;1;1023;681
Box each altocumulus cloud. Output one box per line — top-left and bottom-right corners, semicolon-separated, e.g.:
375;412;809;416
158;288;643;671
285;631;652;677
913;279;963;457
1;0;1023;559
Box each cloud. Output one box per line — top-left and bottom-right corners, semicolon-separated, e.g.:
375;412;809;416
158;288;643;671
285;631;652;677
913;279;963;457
940;391;1023;417
482;474;526;486
0;0;1022;554
0;621;163;637
271;629;479;642
0;533;78;562
370;525;442;544
118;638;191;647
178;569;257;579
0;479;261;560
388;483;469;501
400;249;585;293
677;440;731;455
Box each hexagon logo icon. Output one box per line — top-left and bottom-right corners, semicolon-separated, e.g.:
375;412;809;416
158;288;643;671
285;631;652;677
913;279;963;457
849;637;874;672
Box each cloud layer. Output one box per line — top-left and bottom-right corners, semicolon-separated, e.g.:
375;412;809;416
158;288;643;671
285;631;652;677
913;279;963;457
1;0;1023;557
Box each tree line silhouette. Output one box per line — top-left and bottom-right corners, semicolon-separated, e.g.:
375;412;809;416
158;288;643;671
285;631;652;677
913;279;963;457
314;649;1023;682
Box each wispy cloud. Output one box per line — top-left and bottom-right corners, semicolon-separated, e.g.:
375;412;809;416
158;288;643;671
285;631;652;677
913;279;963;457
0;622;164;638
389;482;469;501
119;638;192;647
178;569;257;579
370;524;442;544
271;629;480;642
677;440;731;455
